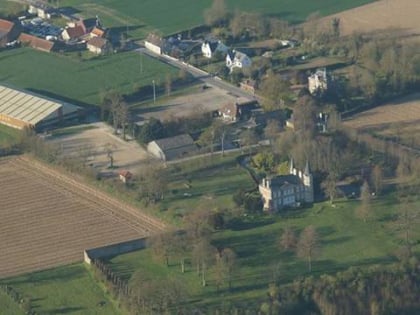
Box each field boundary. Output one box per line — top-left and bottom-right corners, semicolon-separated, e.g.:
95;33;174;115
14;155;167;232
84;238;147;264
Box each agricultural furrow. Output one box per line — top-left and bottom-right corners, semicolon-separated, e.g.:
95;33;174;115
0;156;168;278
12;156;166;233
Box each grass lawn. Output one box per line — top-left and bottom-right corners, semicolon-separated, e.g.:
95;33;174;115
0;290;25;315
107;198;416;309
0;264;122;315
159;154;256;222
0;48;178;106
0;124;21;148
105;152;419;310
56;0;376;36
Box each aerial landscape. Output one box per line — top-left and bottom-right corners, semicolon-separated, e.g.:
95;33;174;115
0;0;419;314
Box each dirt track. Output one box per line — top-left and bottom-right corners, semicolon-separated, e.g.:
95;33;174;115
323;0;420;38
0;156;165;279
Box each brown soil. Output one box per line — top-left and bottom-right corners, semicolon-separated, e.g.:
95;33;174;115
323;0;420;39
0;156;165;278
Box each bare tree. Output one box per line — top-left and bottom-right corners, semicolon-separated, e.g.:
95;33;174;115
394;197;419;257
148;231;174;266
264;119;282;143
279;227;297;251
215;247;237;291
297;225;320;272
165;73;172;97
324;172;338;204
356;181;372;223
172;231;189;273
203;0;228;27
105;143;116;168
192;238;216;286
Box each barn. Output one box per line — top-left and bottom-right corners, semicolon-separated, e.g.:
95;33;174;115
0;85;81;130
147;134;197;161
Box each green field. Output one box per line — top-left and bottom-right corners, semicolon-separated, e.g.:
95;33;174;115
103;154;419;310
160;154;256;221
106;194;415;310
0;290;25;315
0;48;177;106
0;264;121;315
0;124;21;148
55;0;375;36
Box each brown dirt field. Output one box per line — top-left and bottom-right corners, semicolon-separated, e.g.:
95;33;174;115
323;0;420;38
343;94;420;129
343;94;420;149
0;156;165;279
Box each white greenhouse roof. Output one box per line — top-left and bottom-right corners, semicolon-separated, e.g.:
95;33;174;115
0;85;70;126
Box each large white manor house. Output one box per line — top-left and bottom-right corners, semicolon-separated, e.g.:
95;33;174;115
259;159;314;211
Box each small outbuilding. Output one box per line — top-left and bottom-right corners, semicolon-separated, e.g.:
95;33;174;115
147;134;197;161
118;170;133;183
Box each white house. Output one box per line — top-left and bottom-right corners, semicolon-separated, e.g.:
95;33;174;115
308;68;328;95
201;40;228;59
259;159;314;212
226;50;252;72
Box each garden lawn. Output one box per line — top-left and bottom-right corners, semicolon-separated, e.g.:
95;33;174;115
58;0;375;35
160;154;256;221
0;264;122;315
106;193;418;310
0;48;177;106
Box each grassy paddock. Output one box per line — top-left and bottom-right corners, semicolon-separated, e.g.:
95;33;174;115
0;264;121;315
104;153;419;309
58;0;375;35
160;154;256;220
0;48;178;106
0;290;25;315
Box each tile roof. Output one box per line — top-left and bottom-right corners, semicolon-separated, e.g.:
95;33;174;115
19;33;55;52
87;36;108;49
90;27;105;37
0;19;14;33
63;25;85;39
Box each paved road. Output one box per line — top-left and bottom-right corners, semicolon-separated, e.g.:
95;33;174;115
136;47;259;102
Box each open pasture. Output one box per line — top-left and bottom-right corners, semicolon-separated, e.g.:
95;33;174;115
0;156;164;279
0;48;177;106
0;264;120;315
58;0;374;35
343;94;420;149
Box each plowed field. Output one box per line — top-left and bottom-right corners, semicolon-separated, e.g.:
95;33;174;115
324;0;420;38
0;156;165;279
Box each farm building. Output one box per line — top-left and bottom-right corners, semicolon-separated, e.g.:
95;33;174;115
0;85;81;130
87;37;111;54
18;33;56;52
147;134;197;161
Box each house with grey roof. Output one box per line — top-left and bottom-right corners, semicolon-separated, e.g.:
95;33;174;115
226;50;252;72
147;134;198;161
201;40;228;59
259;159;313;211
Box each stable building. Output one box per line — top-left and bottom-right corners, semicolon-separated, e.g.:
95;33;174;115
147;134;197;161
0;85;81;130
